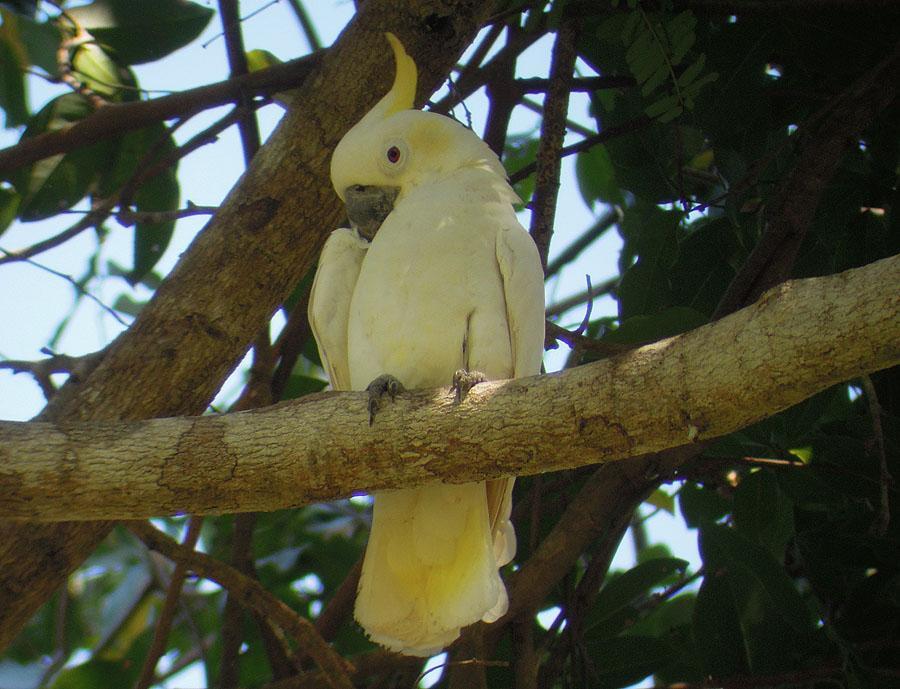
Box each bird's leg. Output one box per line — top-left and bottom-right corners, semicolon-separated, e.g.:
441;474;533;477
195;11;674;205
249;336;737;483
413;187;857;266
366;374;405;426
452;369;486;403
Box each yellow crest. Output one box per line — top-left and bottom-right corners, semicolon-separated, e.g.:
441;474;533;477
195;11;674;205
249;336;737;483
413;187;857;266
376;32;417;118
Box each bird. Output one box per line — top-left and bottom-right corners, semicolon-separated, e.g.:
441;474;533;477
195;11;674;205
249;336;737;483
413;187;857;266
308;33;545;657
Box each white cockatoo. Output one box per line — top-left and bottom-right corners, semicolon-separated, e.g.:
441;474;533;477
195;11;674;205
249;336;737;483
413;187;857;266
308;33;545;656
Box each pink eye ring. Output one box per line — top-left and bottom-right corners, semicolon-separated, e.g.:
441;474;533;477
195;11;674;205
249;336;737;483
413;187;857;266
386;146;402;163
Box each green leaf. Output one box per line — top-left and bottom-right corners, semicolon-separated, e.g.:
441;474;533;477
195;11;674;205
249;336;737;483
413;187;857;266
587;557;689;639
733;470;795;557
71;42;136;101
679;481;730;529
575;143;624;207
14;13;60;72
582;634;674;689
68;0;214;65
281;374;328;400
246;48;282;71
50;659;137;689
616;203;680;318
693;566;751;676
131;157;179;283
0;22;27;127
112;293;144;317
502;132;539;205
645;487;676;515
605;306;707;345
670;218;744;316
10;94;115;220
0;184;18;235
698;524;820;668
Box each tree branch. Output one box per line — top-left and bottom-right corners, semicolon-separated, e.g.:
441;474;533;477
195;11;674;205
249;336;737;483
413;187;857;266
1;255;897;521
0;53;322;177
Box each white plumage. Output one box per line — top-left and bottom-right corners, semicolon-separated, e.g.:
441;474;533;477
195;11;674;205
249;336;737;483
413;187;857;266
309;34;544;656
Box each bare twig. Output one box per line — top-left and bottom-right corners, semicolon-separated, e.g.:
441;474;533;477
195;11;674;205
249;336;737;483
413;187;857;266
0;349;104;400
0;252;128;326
133;516;204;689
529;20;580;269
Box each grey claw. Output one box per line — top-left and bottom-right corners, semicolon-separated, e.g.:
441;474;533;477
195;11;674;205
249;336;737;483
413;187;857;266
452;369;486;403
366;374;404;425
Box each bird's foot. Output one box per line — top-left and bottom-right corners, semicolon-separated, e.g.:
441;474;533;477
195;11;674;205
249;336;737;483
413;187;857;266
452;369;486;403
366;374;405;426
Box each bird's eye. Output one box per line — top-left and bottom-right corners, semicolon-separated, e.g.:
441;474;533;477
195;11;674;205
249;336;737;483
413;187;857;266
386;146;402;164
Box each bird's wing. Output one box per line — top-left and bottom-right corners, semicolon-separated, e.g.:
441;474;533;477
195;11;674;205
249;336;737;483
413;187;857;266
308;228;369;391
495;224;546;379
486;223;546;572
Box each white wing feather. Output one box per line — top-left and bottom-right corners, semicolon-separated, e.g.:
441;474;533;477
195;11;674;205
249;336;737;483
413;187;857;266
308;228;369;391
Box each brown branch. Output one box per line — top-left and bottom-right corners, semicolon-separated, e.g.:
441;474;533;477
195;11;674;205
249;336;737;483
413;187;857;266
1;254;898;522
271;284;314;402
0;52;322;177
132;516;203;689
529;20;579;270
0;350;104;400
127;521;355;689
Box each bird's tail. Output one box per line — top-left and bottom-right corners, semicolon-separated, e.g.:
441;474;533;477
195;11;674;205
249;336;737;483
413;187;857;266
354;481;510;656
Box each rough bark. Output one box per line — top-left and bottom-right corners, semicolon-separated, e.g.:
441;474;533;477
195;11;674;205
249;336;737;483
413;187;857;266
0;0;493;653
2;255;897;521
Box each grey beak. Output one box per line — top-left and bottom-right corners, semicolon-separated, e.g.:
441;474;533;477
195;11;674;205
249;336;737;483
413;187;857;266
343;185;400;240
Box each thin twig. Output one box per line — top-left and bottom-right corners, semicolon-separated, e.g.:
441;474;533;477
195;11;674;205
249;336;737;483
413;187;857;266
0;251;128;326
0;349;104;400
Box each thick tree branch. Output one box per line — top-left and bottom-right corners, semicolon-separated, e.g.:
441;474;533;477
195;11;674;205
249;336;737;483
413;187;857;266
1;255;897;521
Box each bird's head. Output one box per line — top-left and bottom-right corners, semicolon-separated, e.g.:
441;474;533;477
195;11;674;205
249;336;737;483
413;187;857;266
330;33;506;240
